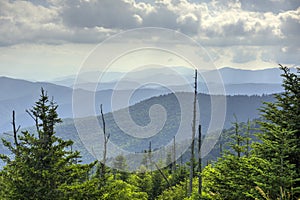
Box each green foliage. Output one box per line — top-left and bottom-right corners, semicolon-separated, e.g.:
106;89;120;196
157;177;213;200
201;66;299;200
128;171;153;197
101;177;148;200
252;123;298;199
259;65;300;172
157;181;187;200
255;65;300;199
203;155;277;199
151;169;170;199
58;177;102;200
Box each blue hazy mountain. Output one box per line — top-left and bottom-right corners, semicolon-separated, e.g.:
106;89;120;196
49;66;286;94
0;66;287;131
0;76;170;132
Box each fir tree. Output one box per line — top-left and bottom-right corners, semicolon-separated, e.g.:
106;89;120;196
0;89;94;199
255;65;300;198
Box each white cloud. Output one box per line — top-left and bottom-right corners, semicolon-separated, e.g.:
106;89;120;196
0;0;63;45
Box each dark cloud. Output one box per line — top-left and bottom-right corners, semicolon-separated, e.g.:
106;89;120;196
142;5;179;29
261;46;300;65
222;20;254;37
240;0;300;13
62;0;142;29
231;47;257;63
281;15;300;38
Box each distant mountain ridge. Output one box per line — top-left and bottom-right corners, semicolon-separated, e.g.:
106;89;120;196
203;67;286;84
45;66;287;96
49;66;293;88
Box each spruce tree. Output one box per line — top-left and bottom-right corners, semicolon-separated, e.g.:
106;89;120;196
259;65;300;172
0;88;94;199
254;65;300;198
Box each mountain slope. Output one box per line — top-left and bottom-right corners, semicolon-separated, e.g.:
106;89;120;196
0;92;275;167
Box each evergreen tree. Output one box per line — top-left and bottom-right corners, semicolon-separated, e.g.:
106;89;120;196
254;65;300;198
229;115;245;157
113;154;128;181
0;89;94;199
254;125;297;199
259;65;300;173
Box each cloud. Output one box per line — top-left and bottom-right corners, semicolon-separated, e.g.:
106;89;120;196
261;46;300;65
0;0;121;45
279;7;300;46
0;0;299;66
62;0;143;29
240;0;300;13
0;0;67;45
231;47;257;63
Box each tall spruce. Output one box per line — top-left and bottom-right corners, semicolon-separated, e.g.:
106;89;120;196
0;88;93;199
254;65;300;198
258;65;299;172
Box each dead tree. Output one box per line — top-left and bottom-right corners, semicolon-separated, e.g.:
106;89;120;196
173;136;176;172
26;109;39;134
198;124;202;198
148;141;153;172
189;69;198;196
233;114;241;158
100;104;110;177
245;119;251;157
12;111;20;148
153;162;171;187
219;133;223;155
147;141;171;187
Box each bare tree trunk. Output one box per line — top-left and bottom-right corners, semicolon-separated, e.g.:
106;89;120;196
26;109;39;135
233;115;241;158
173;136;176;172
189;69;198;196
198;125;202;198
245;119;251;157
100;104;109;177
148;141;153;172
219;134;223;155
12;110;20;148
153;162;171;187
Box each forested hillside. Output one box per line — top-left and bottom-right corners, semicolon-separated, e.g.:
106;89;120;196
0;92;274;166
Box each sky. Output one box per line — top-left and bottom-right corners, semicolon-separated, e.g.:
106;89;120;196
0;0;299;81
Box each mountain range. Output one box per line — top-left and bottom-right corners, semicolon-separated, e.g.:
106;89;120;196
49;66;285;96
0;66;286;132
50;66;289;86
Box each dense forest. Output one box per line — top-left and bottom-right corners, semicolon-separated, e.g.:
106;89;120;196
0;65;299;200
